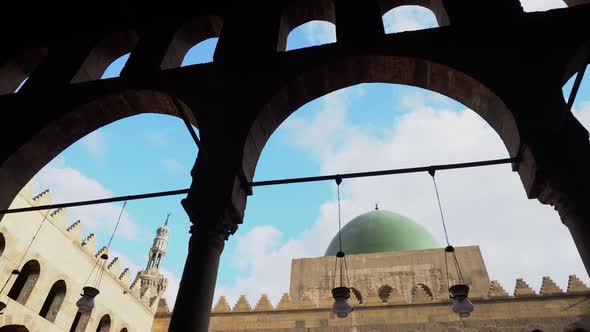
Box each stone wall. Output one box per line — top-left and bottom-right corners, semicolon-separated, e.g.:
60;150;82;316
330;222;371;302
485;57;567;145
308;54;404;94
0;180;158;332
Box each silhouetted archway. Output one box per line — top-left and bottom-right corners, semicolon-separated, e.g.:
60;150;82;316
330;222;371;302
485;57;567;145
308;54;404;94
8;259;40;304
96;314;111;332
39;279;67;322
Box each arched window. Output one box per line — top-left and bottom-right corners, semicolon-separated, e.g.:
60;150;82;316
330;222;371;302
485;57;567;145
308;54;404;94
382;6;438;34
181;38;219;66
120;329;128;332
378;285;394;303
0;233;5;258
0;326;30;332
101;53;131;79
39;280;67;322
285;21;336;51
96;314;111;332
69;310;91;332
8;259;40;304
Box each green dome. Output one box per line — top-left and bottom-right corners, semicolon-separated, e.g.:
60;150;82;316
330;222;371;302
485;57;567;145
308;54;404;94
324;210;440;256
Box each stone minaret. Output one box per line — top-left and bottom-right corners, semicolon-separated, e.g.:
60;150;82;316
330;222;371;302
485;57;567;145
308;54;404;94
137;214;170;301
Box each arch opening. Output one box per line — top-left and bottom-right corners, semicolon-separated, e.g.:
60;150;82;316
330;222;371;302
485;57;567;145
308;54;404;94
96;314;112;332
285;20;336;51
0;47;47;95
562;65;590;134
101;53;131;79
8;259;41;305
71;30;140;83
163;15;223;69
39;279;67;322
350;287;363;303
382;5;439;34
182;38;219;66
279;0;336;51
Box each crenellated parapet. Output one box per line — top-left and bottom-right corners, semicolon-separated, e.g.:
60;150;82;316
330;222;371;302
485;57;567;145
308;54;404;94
212;275;590;314
66;220;83;241
49;207;67;230
81;233;96;254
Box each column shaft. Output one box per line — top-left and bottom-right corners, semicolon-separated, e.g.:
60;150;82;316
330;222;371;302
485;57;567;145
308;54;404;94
168;223;228;331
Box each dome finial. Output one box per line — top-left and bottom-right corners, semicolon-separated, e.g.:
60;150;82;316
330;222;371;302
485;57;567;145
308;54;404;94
164;213;171;226
375;202;379;210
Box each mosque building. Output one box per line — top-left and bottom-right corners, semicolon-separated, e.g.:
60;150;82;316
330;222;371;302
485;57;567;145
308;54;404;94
0;180;169;332
152;209;590;331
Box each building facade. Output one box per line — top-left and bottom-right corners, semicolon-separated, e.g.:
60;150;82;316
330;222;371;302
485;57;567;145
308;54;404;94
0;180;168;332
152;210;590;331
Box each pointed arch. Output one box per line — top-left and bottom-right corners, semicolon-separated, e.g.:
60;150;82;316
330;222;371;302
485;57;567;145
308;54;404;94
39;279;67;322
8;259;40;305
382;5;439;34
0;48;47;95
96;314;112;332
120;329;129;332
71;30;140;83
278;0;336;51
379;0;449;27
162;15;223;69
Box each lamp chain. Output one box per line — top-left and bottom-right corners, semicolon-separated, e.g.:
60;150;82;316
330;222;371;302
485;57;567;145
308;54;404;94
429;170;465;286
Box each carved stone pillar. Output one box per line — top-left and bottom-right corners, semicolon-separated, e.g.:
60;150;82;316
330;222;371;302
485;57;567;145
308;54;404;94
554;195;590;277
168;152;247;332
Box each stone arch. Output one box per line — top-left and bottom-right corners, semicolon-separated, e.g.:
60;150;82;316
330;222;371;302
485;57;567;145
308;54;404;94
120;328;129;332
8;259;41;305
242;55;520;183
350;287;363;303
0;326;29;332
0;48;47;95
377;285;394;303
0;232;5;258
39;279;67;322
71;29;141;83
379;0;449;26
382;5;440;34
0;89;195;214
278;0;336;51
161;15;223;69
96;314;112;332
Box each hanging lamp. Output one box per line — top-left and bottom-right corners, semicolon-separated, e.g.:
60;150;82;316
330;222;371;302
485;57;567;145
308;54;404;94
429;169;474;318
76;201;127;313
331;176;353;318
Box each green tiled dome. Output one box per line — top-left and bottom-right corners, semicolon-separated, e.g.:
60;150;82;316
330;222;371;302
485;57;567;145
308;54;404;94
324;210;440;256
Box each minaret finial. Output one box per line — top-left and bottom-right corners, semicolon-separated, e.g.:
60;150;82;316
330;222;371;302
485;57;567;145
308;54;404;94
165;213;171;226
375;202;379;210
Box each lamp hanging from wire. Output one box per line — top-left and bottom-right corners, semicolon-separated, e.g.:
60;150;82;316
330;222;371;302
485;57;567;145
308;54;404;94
76;200;127;313
429;169;474;318
331;176;353;319
0;211;50;314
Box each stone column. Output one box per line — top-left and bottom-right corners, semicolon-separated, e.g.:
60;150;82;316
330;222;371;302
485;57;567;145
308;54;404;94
555;197;590;277
168;152;247;331
167;216;236;332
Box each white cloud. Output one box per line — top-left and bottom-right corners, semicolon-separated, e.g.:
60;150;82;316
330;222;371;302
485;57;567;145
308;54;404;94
303;21;336;46
382;6;438;33
215;88;590;306
81;130;107;159
519;0;567;12
161;159;188;174
34;161;138;239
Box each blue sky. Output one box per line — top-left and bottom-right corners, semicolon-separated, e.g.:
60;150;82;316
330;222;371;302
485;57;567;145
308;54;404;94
22;2;590;308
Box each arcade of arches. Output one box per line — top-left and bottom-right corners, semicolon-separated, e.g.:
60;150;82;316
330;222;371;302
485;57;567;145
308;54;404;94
1;0;590;331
